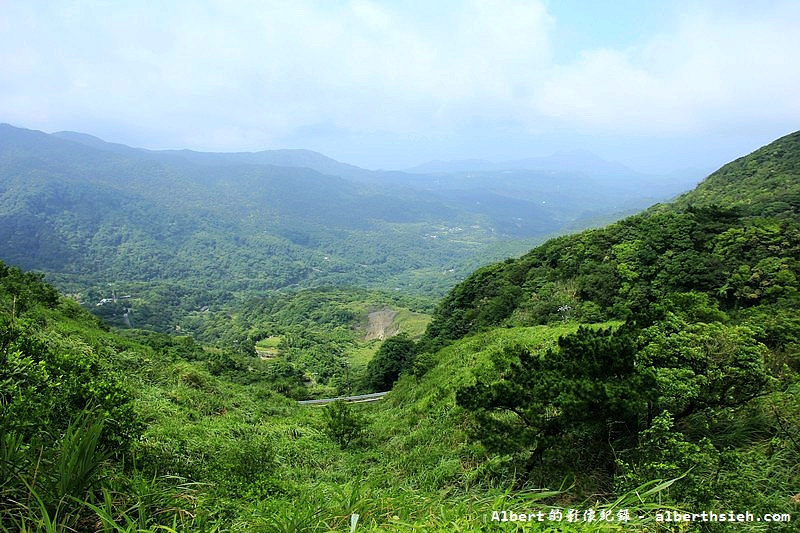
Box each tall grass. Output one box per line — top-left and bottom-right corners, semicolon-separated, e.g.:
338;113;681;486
53;412;110;505
0;413;109;531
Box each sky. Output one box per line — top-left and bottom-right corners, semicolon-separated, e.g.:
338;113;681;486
1;0;799;175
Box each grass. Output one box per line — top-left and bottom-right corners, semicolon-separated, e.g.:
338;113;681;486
256;335;282;358
7;304;797;531
391;309;431;339
346;306;431;370
348;341;381;366
256;336;282;349
110;324;589;527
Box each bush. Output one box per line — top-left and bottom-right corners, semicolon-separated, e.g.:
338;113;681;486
616;411;717;505
322;400;365;449
221;427;275;485
0;317;139;450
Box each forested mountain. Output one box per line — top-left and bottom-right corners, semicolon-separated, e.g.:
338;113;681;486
52;130;373;180
400;131;800;527
671;129;800;214
0;123;691;332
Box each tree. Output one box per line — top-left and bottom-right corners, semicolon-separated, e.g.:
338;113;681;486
637;311;768;421
456;299;770;483
365;334;416;391
457;324;651;477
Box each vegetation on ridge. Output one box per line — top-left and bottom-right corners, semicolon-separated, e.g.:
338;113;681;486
422;130;800;348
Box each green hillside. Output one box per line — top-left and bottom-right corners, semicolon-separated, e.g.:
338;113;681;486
672;130;800;215
423;131;800;348
0;264;683;531
400;130;800;528
3;130;800;531
3;255;797;530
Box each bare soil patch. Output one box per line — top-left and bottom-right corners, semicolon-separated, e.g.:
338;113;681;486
364;307;398;341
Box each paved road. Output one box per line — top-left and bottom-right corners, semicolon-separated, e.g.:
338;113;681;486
298;391;388;405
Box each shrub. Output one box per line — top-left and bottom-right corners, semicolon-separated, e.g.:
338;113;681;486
616;411;717;505
322;400;365;449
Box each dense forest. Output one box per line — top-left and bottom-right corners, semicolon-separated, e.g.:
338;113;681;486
0;124;693;334
1;131;799;531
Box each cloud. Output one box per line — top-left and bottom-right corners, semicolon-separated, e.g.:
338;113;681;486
0;0;798;167
0;0;554;148
530;2;800;135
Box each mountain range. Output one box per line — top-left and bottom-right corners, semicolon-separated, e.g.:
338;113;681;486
0;122;701;330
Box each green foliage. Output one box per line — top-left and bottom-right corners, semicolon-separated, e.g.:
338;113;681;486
1;257;796;529
218;426;276;488
616;411;718;505
423;140;800;345
119;330;203;360
53;413;111;505
0;263;59;313
456;302;774;496
81;474;222;533
0;264;140;450
365;334;417;391
2;128;800;529
672;130;800;215
457;324;651;481
322;401;366;449
637;313;769;419
1;124;659;335
1;413;113;531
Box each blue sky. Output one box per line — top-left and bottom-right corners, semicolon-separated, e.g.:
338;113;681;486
1;0;799;175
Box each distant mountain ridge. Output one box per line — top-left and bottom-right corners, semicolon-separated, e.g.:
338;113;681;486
52;128;370;179
1;122;707;331
422;129;800;348
406;149;701;202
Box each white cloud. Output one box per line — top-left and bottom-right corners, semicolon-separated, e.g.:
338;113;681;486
0;0;798;167
0;0;555;147
530;3;800;135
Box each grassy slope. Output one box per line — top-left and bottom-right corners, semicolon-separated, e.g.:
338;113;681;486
23;294;792;530
55;318;526;528
7;256;794;530
250;321;672;532
232;323;654;530
104;315;635;529
349;308;431;367
372;325;586;487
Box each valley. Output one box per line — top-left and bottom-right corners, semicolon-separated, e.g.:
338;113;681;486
3;1;800;529
0;123;693;336
1;128;799;531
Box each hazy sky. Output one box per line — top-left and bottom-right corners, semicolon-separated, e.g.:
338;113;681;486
2;0;799;174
